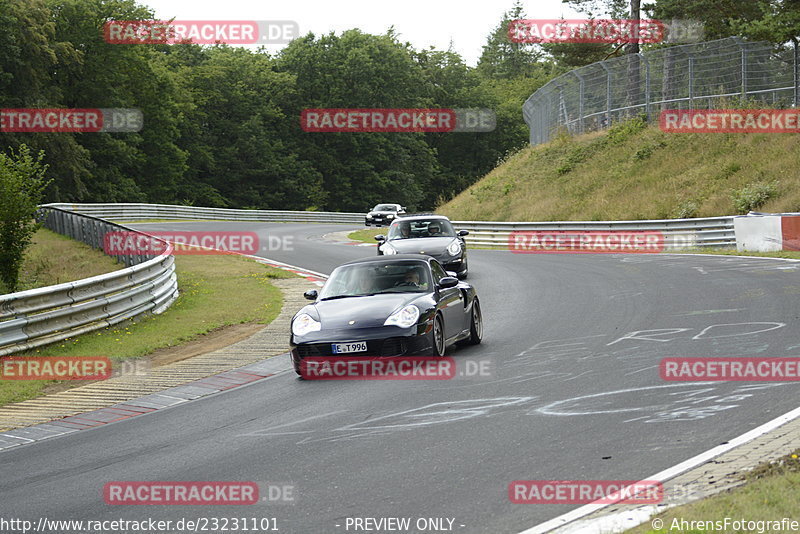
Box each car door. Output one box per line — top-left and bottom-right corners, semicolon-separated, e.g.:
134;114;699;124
431;260;463;340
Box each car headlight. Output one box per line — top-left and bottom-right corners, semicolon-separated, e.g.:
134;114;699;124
366;214;373;219
384;305;420;328
382;243;397;255
292;313;321;336
447;240;462;256
386;214;395;218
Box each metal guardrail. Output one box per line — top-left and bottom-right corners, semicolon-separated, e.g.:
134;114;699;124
453;216;736;249
0;207;179;356
48;202;736;250
43;203;364;224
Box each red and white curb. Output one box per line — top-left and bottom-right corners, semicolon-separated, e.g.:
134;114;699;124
242;255;329;286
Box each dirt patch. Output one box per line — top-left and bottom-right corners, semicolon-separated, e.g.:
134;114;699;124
147;323;265;367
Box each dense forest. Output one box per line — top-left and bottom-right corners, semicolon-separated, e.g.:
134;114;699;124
1;0;797;212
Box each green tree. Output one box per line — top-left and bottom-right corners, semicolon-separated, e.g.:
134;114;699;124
45;0;188;202
649;0;770;41
168;45;325;209
0;145;51;293
477;1;542;79
0;0;93;201
277;29;441;211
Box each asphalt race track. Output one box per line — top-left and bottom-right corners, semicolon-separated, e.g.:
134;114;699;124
2;220;799;533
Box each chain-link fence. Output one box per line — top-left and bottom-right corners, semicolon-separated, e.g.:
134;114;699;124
523;37;800;145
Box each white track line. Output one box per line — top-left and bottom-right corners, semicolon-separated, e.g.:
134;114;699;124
520;403;800;533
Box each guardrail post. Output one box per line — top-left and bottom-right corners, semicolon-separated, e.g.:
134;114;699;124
600;63;612;126
574;71;585;133
794;39;799;107
741;43;748;98
687;51;695;109
641;53;650;120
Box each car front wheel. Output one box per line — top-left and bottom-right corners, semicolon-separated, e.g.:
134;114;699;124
431;314;446;357
466;299;482;345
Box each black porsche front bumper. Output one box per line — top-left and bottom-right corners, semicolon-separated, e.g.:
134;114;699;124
290;324;434;374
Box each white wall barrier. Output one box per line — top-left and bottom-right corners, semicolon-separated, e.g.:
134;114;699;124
735;213;800;252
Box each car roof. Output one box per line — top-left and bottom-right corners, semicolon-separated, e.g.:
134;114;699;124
391;214;450;223
339;254;434;267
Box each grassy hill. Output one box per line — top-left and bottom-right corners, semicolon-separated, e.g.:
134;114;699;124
437;117;800;221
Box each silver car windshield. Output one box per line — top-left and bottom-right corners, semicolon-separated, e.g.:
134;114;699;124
319;262;431;300
387;219;456;240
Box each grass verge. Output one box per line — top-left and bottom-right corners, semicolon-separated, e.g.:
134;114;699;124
438;118;800;222
112;219;225;224
348;227;386;243
3;228;123;293
0;248;293;406
673;248;800;260
628;449;800;533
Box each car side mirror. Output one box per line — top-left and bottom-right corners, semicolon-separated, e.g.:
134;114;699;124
374;235;386;242
401;206;407;211
437;276;459;289
303;289;318;300
458;230;469;237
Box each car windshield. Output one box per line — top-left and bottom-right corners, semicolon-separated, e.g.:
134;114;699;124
319;261;431;299
387;218;456;240
373;204;397;212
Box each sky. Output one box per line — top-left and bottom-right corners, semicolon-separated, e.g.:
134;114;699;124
140;0;586;66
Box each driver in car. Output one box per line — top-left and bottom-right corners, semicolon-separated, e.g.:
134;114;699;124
395;270;420;288
428;223;441;237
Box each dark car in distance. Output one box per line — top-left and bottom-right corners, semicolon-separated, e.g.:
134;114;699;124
365;203;406;227
290;255;482;376
375;215;470;278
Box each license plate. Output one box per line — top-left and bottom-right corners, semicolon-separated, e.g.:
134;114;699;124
332;342;368;354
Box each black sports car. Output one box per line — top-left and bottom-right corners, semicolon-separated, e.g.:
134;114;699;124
290;255;482;376
364;203;406;227
375;215;470;278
